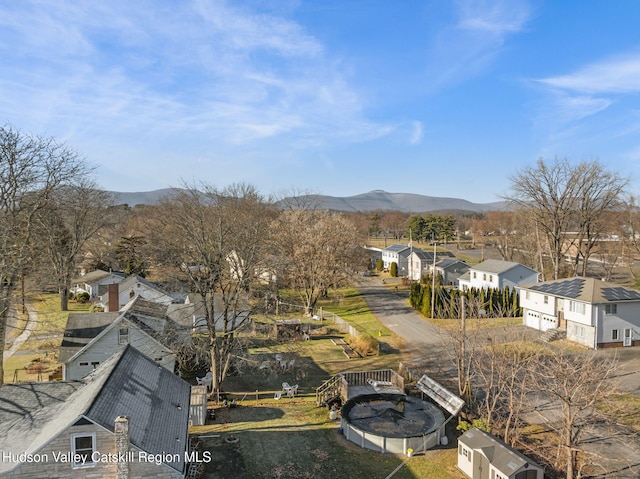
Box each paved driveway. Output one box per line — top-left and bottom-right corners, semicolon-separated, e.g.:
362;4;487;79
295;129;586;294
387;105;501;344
355;276;640;478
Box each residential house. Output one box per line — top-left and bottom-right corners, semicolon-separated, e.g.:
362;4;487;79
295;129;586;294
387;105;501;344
381;244;410;270
457;428;543;479
71;269;125;300
98;274;186;312
431;258;469;286
60;297;187;381
407;250;456;281
518;277;640;349
0;346;191;478
458;259;539;291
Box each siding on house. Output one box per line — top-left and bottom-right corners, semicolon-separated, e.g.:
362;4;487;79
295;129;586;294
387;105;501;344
519;277;640;349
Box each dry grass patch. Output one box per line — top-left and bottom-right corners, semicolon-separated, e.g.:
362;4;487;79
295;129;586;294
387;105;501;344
429;316;522;332
597;392;640;432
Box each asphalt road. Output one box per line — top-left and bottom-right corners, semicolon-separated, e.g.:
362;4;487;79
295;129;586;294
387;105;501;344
355;275;640;478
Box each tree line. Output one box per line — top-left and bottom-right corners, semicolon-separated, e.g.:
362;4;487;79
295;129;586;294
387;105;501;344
0;126;366;388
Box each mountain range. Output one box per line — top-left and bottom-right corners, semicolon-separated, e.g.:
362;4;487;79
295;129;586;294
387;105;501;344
110;188;508;213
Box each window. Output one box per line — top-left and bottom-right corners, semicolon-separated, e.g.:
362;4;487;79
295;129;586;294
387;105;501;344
71;433;96;468
483;273;487;280
612;329;619;341
605;304;617;315
543;295;548;304
79;362;89;367
473;272;477;279
569;301;585;314
118;327;129;345
91;361;100;369
525;291;530;300
489;275;493;282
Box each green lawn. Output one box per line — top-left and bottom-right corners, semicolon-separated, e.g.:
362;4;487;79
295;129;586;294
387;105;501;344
192;397;465;479
208;286;464;478
3;293;91;382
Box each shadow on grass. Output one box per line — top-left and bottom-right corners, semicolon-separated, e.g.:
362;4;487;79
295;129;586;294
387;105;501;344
196;415;420;479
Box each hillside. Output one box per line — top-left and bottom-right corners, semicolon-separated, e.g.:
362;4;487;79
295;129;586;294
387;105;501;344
109;188;508;213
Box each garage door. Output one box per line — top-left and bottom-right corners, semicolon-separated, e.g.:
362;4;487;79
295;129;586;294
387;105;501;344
525;311;540;330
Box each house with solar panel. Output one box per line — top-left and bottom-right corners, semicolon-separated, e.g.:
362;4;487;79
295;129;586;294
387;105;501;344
457;427;543;479
518;277;640;349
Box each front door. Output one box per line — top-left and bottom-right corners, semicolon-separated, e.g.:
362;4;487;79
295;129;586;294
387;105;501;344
624;328;633;347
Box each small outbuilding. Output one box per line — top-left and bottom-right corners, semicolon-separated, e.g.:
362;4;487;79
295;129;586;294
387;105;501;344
457;427;543;479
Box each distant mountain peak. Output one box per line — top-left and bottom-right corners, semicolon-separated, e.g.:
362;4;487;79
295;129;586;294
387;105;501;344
108;188;508;213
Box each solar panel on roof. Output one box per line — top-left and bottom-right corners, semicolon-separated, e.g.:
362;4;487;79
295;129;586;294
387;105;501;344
602;287;640;301
530;278;584;298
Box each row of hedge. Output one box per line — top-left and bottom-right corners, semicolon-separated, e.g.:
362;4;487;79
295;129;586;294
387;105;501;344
409;281;521;319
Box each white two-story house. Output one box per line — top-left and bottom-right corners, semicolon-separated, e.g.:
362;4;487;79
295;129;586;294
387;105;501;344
518;277;640;349
458;259;539;291
381;244;410;271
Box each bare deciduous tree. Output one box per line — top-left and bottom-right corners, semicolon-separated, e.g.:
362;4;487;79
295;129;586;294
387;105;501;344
151;183;274;395
34;179;113;310
507;158;627;280
0;125;89;384
570;162;627;277
272;209;363;315
528;351;618;479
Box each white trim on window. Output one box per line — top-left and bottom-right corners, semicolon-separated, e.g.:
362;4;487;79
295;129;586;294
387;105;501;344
70;432;96;468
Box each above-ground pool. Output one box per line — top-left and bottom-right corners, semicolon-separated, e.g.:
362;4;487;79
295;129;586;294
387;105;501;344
340;393;446;454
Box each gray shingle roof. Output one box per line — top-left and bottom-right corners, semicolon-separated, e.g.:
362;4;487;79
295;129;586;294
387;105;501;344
72;269;124;284
472;259;536;275
86;346;190;472
436;258;468;271
383;244;410;253
0;351;122;473
0;346;190;474
59;312;121;363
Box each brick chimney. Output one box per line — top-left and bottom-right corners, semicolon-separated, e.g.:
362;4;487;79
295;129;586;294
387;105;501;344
107;283;119;312
115;415;130;479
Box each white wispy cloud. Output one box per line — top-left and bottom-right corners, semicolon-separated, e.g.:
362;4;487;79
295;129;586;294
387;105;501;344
0;0;391;154
533;52;640;127
425;0;532;88
456;0;531;35
410;121;424;145
539;53;640;94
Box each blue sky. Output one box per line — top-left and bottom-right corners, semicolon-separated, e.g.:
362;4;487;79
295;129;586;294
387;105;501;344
2;0;640;203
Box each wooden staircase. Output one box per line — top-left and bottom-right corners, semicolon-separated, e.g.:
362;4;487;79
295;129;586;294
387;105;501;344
316;374;346;407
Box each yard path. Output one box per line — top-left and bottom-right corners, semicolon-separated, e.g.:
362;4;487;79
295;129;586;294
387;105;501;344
3;303;38;360
355;276;640;478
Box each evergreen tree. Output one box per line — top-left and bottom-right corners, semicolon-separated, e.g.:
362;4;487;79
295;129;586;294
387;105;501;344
390;262;398;277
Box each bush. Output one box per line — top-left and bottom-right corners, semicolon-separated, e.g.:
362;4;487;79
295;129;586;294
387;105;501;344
390;262;398;277
345;333;378;357
376;258;384;271
76;292;90;303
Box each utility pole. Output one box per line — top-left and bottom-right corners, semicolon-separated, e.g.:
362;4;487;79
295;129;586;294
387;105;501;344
431;237;437;318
